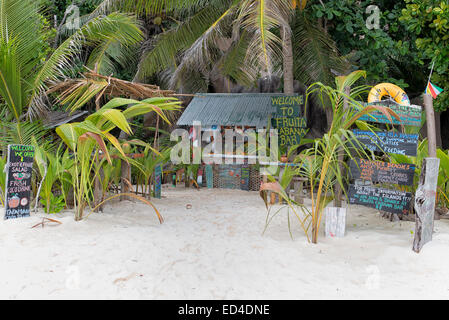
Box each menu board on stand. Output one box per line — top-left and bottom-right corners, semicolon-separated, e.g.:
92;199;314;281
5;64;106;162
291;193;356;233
4;145;35;220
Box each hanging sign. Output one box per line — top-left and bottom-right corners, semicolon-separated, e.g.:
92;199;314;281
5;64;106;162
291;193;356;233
358;103;422;127
348;184;413;215
4;145;35;220
352;130;419;157
349;158;416;186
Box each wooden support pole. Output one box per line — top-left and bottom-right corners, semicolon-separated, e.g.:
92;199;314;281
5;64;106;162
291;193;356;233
413;157;440;253
325;207;347;238
334;86;350;207
424;94;437;157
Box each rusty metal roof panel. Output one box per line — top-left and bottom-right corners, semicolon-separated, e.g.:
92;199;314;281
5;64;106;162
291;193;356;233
177;93;284;128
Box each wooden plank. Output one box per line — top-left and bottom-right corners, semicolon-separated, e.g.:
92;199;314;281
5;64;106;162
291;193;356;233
4;145;34;220
358;103;422;127
240;165;250;191
154;165;162;199
352;130;419;157
325;207;346;238
348;184;413;215
349;158;416;186
413;158;440;253
205;165;213;189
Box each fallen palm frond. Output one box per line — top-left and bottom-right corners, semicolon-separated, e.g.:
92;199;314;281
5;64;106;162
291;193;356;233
31;217;63;229
89;193;164;224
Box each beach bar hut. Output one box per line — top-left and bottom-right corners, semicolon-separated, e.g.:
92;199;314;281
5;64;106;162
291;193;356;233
177;93;306;191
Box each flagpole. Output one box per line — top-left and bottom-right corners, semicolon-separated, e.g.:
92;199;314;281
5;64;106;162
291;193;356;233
427;60;436;86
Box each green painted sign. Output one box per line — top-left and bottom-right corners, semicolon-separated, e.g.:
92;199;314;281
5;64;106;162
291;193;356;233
271;95;308;146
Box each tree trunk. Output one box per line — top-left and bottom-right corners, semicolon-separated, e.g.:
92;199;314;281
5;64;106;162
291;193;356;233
282;26;294;95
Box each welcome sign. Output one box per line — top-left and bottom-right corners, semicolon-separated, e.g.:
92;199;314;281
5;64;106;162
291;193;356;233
271;95;308;146
4;145;35;220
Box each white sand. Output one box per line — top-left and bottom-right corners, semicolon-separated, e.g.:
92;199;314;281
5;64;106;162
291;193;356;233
1;186;449;300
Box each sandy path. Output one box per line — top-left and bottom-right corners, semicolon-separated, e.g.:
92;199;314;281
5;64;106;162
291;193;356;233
1;186;449;299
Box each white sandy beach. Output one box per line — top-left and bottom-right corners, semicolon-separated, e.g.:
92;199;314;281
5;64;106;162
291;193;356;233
1;185;449;300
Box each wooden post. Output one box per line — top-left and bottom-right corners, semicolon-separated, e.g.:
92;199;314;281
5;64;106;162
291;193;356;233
413;157;440;253
424;94;437;157
334;86;350;207
119;131;130;201
325;207;346;238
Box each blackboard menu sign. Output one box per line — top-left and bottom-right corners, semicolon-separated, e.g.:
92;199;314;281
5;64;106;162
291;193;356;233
4;145;35;220
348;185;413;215
358;103;422;127
271;95;308;146
352;130;419;157
349;158;416;186
241;165;250;191
154;165;162;199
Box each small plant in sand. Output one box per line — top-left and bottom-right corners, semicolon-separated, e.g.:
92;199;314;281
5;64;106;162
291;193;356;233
56;97;181;221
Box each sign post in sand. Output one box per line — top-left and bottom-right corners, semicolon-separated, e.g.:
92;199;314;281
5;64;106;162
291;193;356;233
413;95;440;253
413;158;440;253
4;145;34;220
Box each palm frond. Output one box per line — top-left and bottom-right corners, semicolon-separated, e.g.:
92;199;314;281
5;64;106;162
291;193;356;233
28;12;143;120
292;12;348;87
136;2;233;81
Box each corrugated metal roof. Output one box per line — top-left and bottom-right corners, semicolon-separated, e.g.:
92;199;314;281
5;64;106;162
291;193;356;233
177;93;288;128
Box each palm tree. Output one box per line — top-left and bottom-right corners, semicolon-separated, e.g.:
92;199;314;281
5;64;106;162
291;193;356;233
88;0;346;95
0;0;143;147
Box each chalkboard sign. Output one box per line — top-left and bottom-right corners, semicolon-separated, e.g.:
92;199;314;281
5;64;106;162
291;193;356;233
348;184;413;215
271;95;304;117
4;145;35;220
271;95;308;146
276;126;309;146
154;165;162;199
349;158;416;186
352;130;419;157
358;103;422;127
205;165;213;189
219;165;241;189
241;165;250;191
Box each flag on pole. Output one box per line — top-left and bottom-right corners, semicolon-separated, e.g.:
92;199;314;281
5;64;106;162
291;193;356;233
426;81;443;99
425;61;443;99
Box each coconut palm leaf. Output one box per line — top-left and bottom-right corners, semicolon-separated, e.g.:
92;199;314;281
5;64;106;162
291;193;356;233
136;2;234;81
29;12;143;119
292;12;348;87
